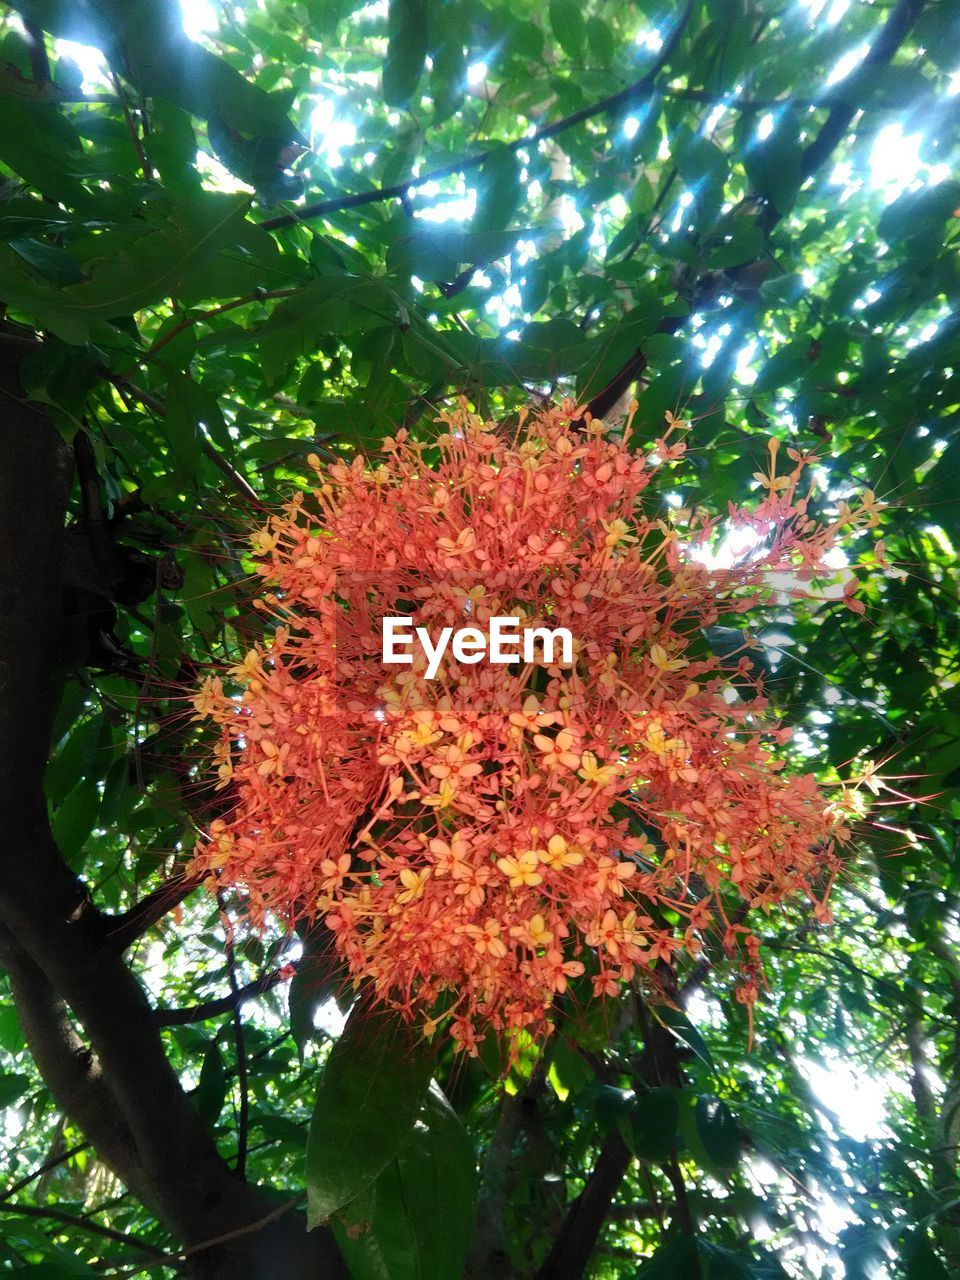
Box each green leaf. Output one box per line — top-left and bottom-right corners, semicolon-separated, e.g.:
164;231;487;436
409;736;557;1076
707;223;764;269
593;1084;636;1130
742;108;802;218
8;238;85;285
306;1003;435;1227
636;1234;700;1277
878;181;960;246
334;1082;476;1280
472;148;523;236
387;227;528;281
0;193;250;343
695;1096;740;1169
0;99;88;207
195;1041;228;1125
430;11;466;122
50;779;100;867
657;1006;714;1071
751;342;809;394
383;0;429;107
164;372;205;476
0;1006;25;1054
549;0;586;59
625;1087;680;1162
289;926;344;1057
673;126;728;227
905;1238;950;1280
0;1072;31;1108
586;16;616;66
10;0;299;146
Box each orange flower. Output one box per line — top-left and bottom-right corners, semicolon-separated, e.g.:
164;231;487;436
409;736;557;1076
496;852;543;889
192;399;868;1054
464;919;508;959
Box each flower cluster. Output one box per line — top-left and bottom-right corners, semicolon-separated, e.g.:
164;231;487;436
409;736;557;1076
192;400;878;1052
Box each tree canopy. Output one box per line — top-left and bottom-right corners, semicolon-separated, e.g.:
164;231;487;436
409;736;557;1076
0;0;959;1276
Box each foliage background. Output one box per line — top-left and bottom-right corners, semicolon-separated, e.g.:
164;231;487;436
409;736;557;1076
0;0;958;1276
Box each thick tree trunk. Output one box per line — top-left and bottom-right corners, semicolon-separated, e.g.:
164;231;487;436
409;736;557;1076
0;342;346;1279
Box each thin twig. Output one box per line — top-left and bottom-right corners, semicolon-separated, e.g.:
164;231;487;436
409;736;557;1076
3;1201;168;1258
105;873;202;954
125;288;301;374
110;71;152;180
218;895;249;1181
0;1141;91;1202
112;377;260;505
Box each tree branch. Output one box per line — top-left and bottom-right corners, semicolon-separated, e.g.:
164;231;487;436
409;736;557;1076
110;377;260;505
4;1200;169;1259
0;347;346;1279
152;968;285;1027
586;0;925;424
466;1058;548;1279
23;20;51;83
800;0;926;180
218;897;249;1180
105;873;202;956
261;0;695;233
534;1131;633;1280
0;1140;92;1203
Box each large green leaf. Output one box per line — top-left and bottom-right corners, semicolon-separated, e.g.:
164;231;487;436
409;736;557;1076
694;1096;741;1170
333;1082;477;1279
625;1087;680;1162
382;0;429;107
0;193;251;342
305;1003;435;1228
387;227;530;281
549;0;587;59
741;107;802;218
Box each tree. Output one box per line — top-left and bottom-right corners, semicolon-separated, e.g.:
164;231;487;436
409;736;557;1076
0;0;958;1276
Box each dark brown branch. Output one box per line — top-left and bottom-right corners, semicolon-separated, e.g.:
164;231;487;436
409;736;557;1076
0;347;346;1279
4;1200;168;1258
0;1140;92;1203
105;873;202;955
23;20;51;83
261;0;695;233
534;1131;633;1280
0;924;160;1218
152;968;285;1026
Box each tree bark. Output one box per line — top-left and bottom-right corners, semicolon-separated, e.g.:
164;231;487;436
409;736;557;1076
0;345;347;1279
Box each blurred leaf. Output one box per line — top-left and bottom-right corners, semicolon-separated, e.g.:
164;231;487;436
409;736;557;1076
383;0;429;107
0;1072;31;1107
695;1096;740;1169
741;108;802;217
550;0;587;59
195;1041;227;1125
625;1087;680;1162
